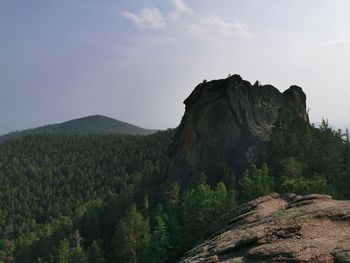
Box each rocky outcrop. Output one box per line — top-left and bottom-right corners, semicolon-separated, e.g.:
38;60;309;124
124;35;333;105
180;193;350;263
168;75;309;184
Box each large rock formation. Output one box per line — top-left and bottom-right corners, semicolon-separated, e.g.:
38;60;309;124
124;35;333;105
168;75;309;184
180;193;350;262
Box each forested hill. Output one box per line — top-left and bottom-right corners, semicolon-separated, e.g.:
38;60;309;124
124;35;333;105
0;130;175;262
1;76;350;263
0;115;156;143
1;119;350;263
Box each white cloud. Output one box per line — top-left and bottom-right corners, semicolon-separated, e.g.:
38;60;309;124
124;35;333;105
185;24;202;38
172;0;193;14
202;16;254;39
122;7;166;30
171;0;193;19
322;38;350;48
183;16;254;40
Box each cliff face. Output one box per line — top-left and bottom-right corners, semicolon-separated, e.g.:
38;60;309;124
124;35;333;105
168;75;308;183
180;193;350;263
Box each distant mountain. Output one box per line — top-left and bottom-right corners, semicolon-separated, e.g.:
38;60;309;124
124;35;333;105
0;115;157;143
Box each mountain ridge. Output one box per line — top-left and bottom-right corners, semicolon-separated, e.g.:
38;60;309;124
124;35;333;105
0;115;157;143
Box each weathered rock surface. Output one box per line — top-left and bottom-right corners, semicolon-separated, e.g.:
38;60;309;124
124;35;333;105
168;75;309;184
180;194;350;263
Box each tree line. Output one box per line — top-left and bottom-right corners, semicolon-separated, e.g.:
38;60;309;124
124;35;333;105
1;110;350;262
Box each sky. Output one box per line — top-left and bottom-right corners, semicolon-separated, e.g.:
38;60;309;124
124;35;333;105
1;0;350;134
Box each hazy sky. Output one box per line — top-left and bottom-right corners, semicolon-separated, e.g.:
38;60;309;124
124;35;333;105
1;0;350;134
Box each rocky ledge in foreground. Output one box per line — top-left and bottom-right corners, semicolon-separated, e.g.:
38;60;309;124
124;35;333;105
180;193;350;263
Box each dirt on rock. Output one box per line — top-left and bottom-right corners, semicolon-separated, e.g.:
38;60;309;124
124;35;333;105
179;193;350;263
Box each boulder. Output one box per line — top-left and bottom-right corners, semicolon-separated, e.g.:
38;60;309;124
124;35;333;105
168;75;309;184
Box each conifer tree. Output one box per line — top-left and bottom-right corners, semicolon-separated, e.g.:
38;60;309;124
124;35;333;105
69;245;87;263
56;239;70;263
87;240;106;263
147;216;169;263
113;204;150;263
